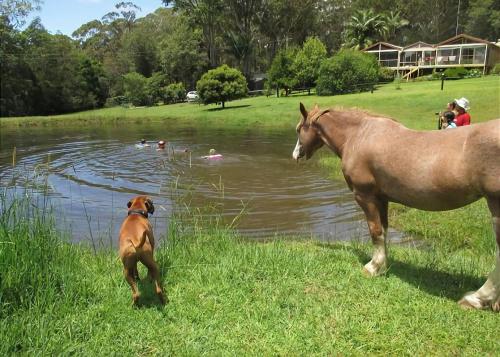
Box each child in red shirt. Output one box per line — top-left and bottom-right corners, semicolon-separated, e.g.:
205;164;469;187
453;97;471;126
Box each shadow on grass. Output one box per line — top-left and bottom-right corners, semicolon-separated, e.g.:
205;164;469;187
317;242;483;301
206;104;251;111
135;279;166;310
351;246;483;301
386;259;484;301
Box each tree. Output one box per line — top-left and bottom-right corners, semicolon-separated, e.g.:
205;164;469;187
163;82;186;104
315;0;354;51
196;64;247;108
316;49;379;95
266;47;297;96
293;37;327;88
223;0;261;77
257;0;317;58
0;0;41;27
342;9;387;49
382;10;409;42
123;72;150;106
147;72;169;104
163;0;224;68
465;0;500;41
155;10;207;89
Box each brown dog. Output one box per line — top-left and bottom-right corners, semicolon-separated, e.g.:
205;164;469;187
118;195;166;305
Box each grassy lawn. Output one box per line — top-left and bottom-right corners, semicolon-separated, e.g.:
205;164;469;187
1;76;498;130
1;77;499;354
1;198;499;355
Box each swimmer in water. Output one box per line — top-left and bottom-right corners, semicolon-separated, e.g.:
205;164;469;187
203;148;223;160
135;138;151;148
157;140;166;150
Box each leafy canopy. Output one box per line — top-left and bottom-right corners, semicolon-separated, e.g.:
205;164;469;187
316;49;380;95
294;37;327;87
196;64;247;108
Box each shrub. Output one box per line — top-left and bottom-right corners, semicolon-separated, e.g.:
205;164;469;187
464;68;482;78
293;37;327;88
147;72;169;104
431;69;445;79
196;65;247;108
491;63;500;75
164;82;186;104
443;66;468;78
316;50;379;95
123;72;151;106
104;96;129;107
266;47;298;96
378;67;395;82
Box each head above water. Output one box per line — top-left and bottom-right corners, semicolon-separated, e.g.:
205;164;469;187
292;103;329;161
157;140;166;149
140;138;146;144
209;148;216;155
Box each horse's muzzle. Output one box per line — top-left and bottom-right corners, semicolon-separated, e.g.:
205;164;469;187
292;139;304;161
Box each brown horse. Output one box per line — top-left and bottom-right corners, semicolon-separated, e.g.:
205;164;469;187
293;103;500;311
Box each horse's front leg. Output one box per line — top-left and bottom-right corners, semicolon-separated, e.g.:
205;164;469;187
459;197;500;311
355;194;389;276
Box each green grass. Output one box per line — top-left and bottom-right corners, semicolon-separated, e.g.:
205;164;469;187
1;76;499;130
1;193;499;355
1;77;500;354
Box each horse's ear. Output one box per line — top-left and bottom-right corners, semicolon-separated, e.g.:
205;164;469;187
299;102;308;119
314;104;319;110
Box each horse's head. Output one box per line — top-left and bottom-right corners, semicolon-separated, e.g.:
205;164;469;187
292;103;328;161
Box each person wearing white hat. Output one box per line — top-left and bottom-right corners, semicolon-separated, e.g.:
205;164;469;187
453;97;471;126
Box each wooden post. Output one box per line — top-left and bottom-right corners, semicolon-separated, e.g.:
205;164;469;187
483;45;488;75
441;73;445;90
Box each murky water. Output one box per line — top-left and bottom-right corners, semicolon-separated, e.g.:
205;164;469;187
0;122;382;244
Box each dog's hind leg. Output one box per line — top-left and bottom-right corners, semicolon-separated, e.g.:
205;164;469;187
459;197;500;311
122;255;140;304
124;267;140;305
132;264;140;281
142;253;167;305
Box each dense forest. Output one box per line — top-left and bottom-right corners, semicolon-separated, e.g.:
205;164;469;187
1;0;499;116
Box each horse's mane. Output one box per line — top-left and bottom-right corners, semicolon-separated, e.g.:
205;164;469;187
307;105;400;125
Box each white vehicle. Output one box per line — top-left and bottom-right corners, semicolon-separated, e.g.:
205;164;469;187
186;91;199;102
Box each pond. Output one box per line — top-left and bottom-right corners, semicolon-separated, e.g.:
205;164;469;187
0;121;392;245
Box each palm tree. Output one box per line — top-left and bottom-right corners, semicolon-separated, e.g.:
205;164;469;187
383;11;409;42
342;9;387;50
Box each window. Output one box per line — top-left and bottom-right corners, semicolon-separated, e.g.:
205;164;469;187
436;48;460;64
380;51;398;67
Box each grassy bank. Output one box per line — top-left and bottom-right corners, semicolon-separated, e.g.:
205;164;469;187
1;193;499;355
1;76;499;130
1;77;499;353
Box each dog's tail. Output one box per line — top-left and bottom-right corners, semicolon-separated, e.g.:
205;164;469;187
130;231;148;250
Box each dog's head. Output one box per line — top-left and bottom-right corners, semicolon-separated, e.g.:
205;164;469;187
127;195;155;215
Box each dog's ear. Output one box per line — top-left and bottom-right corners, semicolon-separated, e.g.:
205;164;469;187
146;198;154;215
127;200;132;208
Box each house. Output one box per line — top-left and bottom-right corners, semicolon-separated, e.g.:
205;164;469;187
363;34;500;79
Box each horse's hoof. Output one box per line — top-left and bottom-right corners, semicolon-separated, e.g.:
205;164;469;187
363;262;386;277
458;292;489;310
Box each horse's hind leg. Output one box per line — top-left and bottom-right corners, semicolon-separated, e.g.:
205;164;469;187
355;194;388;276
459;197;500;311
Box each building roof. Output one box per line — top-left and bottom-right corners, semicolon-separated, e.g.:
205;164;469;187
437;33;496;46
362;42;402;51
403;41;434;50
